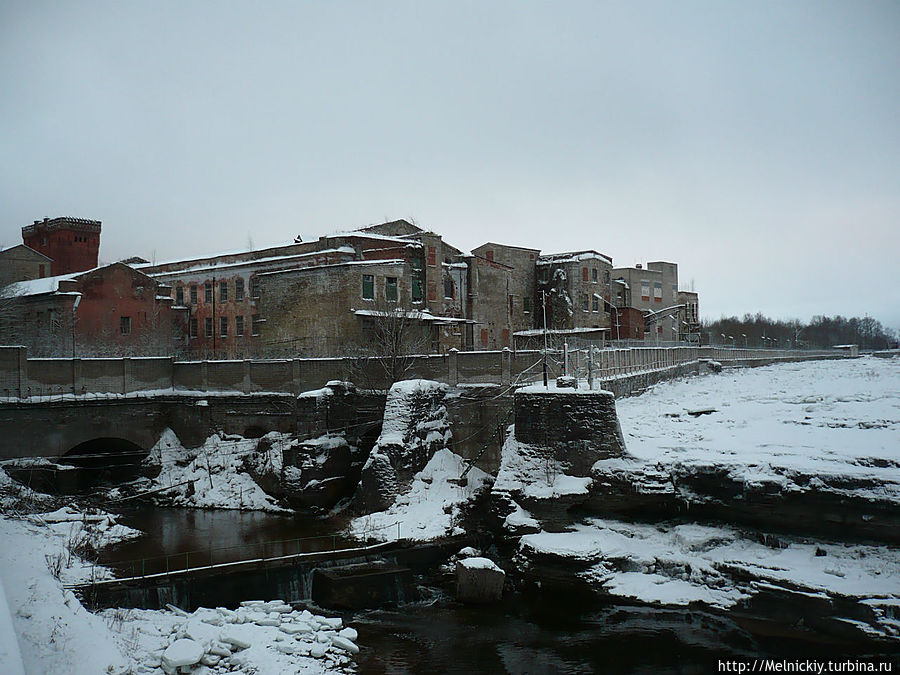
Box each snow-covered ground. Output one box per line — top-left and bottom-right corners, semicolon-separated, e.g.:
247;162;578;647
515;356;900;639
0;496;359;673
349;448;491;542
144;429;290;512
613;356;900;502
521;518;900;614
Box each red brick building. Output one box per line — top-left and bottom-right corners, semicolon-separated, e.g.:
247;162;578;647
7;263;186;357
21;217;101;276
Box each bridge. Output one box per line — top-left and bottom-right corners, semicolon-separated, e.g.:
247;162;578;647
0;345;840;464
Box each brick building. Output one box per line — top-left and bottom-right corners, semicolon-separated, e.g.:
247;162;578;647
21;217;101;275
536;251;613;332
4;262;186;357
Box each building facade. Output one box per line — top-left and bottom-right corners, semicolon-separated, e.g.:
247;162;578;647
21;217;101;276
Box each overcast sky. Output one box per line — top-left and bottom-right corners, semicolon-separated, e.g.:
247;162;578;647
2;1;898;328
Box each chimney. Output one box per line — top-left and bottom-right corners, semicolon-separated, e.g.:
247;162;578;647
636;263;642;269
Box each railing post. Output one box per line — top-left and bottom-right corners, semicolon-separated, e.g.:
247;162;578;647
448;348;459;386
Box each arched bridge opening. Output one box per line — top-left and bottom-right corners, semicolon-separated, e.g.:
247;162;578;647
55;437;152;492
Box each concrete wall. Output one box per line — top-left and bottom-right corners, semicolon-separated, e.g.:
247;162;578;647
0;345;842;399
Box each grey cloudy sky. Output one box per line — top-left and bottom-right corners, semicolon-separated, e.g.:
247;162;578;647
2;1;898;328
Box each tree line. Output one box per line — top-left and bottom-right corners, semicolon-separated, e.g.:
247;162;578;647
703;313;898;350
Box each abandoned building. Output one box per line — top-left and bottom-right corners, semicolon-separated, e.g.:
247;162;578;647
1;215;702;358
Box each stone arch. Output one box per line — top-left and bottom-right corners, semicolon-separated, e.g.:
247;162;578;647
62;437;149;468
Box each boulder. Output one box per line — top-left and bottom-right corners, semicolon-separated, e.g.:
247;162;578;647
456;557;505;603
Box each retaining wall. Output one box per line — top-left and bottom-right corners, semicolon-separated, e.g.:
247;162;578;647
0;346;841;399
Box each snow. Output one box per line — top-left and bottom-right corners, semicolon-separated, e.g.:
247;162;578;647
613;356;900;504
147;429;289;512
459;557;502;572
161;637;204;668
0;504;358;674
494;432;593;500
520;517;900;622
349;448;491;541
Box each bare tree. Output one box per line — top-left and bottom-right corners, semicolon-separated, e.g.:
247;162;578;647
352;300;432;389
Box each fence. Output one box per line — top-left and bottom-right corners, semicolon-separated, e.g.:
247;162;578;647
0;344;838;400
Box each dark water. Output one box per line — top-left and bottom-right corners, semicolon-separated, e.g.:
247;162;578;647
101;506;353;575
97;508;900;674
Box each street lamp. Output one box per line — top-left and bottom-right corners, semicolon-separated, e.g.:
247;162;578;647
741;333;747;347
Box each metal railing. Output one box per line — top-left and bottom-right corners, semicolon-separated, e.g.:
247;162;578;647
98;521;402;580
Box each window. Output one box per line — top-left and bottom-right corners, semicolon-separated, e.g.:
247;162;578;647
220;281;228;302
671;284;678;303
235;315;244;337
176;286;184;305
427;281;436;301
480;328;489;347
120;316;131;335
427;246;436;266
581;294;589;312
592;268;598;282
486;250;494;261
412;277;423;302
641;281;650;301
251;314;262;336
250;277;260;299
189;318;198;338
524;297;532;314
190;285;198;304
654;282;662;302
592;295;600;312
362;274;374;300
385;276;398;302
204;317;213;338
204;283;213;303
604;270;610;283
235;278;244;301
444;277;454;299
582;267;589;282
220;316;228;337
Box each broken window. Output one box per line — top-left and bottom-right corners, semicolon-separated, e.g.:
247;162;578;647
385;276;398;302
120;316;131;335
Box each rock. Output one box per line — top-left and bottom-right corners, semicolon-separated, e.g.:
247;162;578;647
200;654;221;666
355;449;398;513
161;639;204;670
207;643;232;657
338;627;358;641
456;557;505;603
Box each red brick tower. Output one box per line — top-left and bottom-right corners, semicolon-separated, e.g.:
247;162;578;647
21;217;101;275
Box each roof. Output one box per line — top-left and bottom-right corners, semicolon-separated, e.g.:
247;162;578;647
258;258;406;278
472;242;541;254
514;327;610;337
8;262;159;298
8;271;81;297
142;247;356;278
537;250;613;265
0;244;52;261
353;309;470;324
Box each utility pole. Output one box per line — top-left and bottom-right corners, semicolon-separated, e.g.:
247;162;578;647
541;290;548;388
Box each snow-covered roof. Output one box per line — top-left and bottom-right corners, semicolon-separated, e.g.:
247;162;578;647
353;309;470;324
143;247;357;278
538;250;613;265
259;258;406;278
513;327;609;337
324;230;423;247
7;271;81;297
